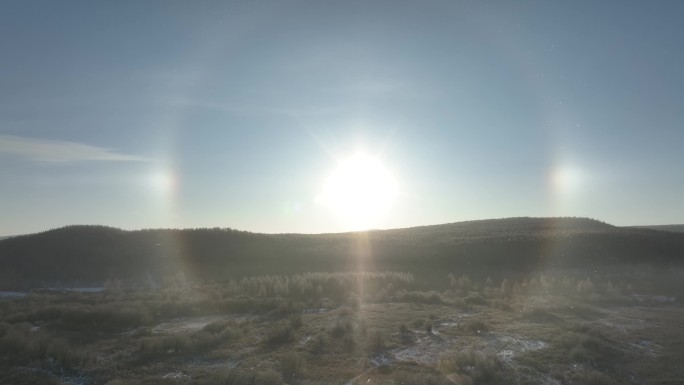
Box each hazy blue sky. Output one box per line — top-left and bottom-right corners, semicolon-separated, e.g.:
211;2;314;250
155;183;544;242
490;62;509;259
1;1;683;235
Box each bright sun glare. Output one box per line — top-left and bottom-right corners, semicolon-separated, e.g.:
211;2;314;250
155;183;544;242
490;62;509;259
317;153;398;230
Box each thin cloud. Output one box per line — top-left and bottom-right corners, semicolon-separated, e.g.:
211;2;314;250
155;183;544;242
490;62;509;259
0;135;149;163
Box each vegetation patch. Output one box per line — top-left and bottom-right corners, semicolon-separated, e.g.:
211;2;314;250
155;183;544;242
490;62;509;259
0;266;682;384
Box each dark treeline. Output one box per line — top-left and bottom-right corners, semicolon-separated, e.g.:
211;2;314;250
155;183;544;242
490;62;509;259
630;224;684;233
1;217;683;290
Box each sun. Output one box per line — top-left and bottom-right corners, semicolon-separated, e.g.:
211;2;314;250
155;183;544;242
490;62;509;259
317;152;398;230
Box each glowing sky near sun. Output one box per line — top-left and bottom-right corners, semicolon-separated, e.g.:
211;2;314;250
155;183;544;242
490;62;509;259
1;1;683;235
316;152;399;230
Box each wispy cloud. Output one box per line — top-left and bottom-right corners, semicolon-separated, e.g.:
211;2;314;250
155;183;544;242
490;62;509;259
0;135;149;163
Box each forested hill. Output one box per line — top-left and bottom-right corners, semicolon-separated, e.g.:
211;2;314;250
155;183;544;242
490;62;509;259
1;217;683;290
629;224;684;233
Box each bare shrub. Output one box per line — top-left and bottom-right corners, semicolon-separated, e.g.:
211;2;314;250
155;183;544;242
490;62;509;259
391;370;451;385
500;278;512;297
329;317;353;338
288;314;303;329
520;308;560;323
139;334;192;355
571;369;617;385
0;326;26;355
0;369;61;384
47;338;90;369
59;303;153;331
464;292;487;305
5;311;27;323
554;324;620;365
425;318;434;334
606;281;621;297
0;323;89;369
279;351;304;378
577;278;595;295
201;368;284;385
265;321;295;345
439;350;508;384
192;331;216;351
490;299;513;311
342;333;355;351
461;318;489;333
449;274;473;291
308;332;328;354
396;290;444;304
367;329;386;352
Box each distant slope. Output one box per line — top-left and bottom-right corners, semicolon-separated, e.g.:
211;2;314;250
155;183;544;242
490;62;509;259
1;217;683;290
629;224;684;233
380;216;616;239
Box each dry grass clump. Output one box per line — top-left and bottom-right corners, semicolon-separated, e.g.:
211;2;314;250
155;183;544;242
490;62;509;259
138;323;236;356
278;351;305;379
329;316;353;338
461;318;489;333
464;292;488;306
395;290;445;304
307;332;329;354
439;349;509;385
367;329;387;353
58;302;153;331
0;368;62;385
198;368;284;385
570;368;617;385
0;322;91;369
391;369;451;385
265;321;296;345
519;308;561;323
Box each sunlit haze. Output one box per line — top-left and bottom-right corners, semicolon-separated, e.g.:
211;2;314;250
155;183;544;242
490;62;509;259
1;1;683;235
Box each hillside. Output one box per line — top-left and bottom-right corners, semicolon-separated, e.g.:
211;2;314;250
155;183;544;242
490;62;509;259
628;224;684;233
1;217;683;290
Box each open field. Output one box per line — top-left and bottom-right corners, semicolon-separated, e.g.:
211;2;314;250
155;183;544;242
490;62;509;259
1;270;682;385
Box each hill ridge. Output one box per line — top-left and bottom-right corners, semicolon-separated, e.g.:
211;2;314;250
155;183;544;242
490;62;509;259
10;216;615;237
1;216;683;290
